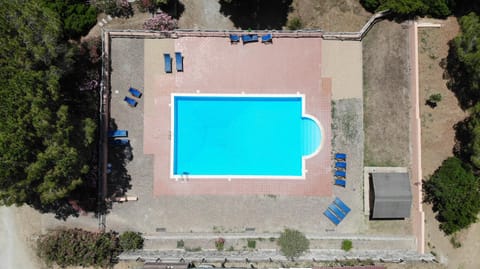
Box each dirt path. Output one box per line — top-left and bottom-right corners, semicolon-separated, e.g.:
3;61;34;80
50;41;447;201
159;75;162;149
417;18;480;269
0;206;41;269
178;0;235;30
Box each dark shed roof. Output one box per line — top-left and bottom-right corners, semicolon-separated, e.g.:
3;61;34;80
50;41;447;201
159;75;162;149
372;172;412;219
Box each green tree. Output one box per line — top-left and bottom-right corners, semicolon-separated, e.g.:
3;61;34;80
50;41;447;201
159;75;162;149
277;228;309;260
41;0;98;39
119;231;144;251
423;157;480;234
360;0;452;17
0;0;97;217
447;12;480;109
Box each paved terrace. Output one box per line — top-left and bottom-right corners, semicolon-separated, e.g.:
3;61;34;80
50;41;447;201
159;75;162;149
104;29;420;255
144;35;332;196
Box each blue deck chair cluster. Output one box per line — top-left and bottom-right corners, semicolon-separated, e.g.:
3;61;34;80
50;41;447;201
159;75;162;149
261;33;273;43
333;152;348;187
323;197;351;225
175;52;183;72
108;130;128;138
124;87;142;107
164;53;172;73
241;34;258;44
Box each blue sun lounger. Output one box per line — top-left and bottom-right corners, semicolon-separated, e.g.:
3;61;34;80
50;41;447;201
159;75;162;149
229;34;240;43
242;34;259;43
109;139;129;146
261;33;272;43
129;87;142;98
334;170;346;178
164;53;172;73
175;52;183;72
335;153;347;160
328;204;346;220
324;209;341;225
334;197;351;214
335;162;347;169
124;96;137;107
334;179;346;187
108;130;128;138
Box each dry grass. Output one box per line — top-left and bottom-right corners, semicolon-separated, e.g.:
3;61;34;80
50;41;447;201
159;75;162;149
363;20;411;167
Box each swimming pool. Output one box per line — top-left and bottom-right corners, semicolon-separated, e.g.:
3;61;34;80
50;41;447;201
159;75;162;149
171;94;322;178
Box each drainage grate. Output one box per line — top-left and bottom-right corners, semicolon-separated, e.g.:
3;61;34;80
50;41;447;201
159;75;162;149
156;227;167;232
245;227;255;232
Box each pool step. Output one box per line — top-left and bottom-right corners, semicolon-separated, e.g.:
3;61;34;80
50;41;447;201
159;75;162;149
301;118;321;156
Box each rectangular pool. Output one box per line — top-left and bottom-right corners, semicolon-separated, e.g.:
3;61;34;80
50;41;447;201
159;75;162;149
171;94;321;178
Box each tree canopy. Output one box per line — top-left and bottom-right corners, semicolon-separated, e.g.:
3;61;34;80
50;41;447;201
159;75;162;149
0;1;97;217
360;0;452;18
423;157;480;235
41;0;98;39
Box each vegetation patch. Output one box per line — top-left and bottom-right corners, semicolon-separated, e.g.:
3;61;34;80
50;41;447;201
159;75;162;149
277;228;309;260
247;239;256;249
423;157;480;234
341;239;353;251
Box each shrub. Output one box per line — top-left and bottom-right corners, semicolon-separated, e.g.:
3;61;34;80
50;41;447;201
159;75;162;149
277;228;309;260
450;234;462;248
37;229;120;267
247;239;256;249
287;17;303;30
177;239;185;248
215;237;225;251
426;93;442;108
341;240;353;251
137;0;169;13
119;231;144;251
143;12;177;31
94;0;133;18
423;157;480;234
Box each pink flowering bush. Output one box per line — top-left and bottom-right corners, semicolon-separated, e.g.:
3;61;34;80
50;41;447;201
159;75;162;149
143;12;177;31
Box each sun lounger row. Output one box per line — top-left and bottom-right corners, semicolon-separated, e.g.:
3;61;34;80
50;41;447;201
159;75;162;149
124;87;143;107
333;152;348;187
323;197;351;225
230;33;272;44
164;52;183;73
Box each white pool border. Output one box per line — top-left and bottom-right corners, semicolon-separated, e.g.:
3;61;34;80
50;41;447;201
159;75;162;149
169;93;324;180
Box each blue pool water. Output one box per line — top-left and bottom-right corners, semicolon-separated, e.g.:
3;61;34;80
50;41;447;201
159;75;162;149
173;96;321;177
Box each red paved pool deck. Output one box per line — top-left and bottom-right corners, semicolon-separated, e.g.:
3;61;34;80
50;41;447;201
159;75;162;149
144;36;332;196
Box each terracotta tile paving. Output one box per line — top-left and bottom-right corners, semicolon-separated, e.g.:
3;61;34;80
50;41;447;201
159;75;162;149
144;36;332;196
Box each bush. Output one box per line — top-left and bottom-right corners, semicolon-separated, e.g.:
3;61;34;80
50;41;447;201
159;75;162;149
286;17;303;30
94;0;133;18
426;93;442;108
215;237;225;251
37;229;120;267
341;240;353;251
177;239;185;248
423;157;480;234
277;228;309;260
247;239;256;249
143;12;177;30
119;231;144;251
137;0;169;13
